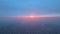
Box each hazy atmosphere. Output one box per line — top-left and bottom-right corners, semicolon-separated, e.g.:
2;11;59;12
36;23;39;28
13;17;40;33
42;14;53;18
0;0;60;34
0;0;60;16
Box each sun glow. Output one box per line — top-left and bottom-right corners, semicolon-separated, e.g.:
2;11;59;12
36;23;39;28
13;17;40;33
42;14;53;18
28;16;36;18
10;12;51;19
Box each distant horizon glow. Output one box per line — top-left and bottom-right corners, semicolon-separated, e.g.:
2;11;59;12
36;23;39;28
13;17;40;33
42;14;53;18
3;15;60;18
0;12;60;19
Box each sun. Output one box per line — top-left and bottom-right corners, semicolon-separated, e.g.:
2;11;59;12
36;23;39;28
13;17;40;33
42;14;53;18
29;16;35;18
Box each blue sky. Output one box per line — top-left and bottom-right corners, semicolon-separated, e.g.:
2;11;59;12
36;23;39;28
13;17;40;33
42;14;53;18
0;0;60;16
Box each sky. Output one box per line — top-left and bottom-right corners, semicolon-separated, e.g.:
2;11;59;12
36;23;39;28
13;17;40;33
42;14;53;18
0;0;60;16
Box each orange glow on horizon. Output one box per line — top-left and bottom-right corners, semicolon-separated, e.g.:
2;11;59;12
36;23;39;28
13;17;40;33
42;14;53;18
27;16;38;18
13;16;41;19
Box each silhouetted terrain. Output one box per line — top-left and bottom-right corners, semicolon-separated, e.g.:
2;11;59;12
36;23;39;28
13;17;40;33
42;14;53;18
0;17;60;34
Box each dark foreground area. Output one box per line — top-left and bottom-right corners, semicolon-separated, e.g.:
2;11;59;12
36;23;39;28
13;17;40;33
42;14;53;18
0;17;60;34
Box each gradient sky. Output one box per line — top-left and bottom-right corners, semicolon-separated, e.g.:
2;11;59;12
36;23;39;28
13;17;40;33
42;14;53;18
0;0;60;16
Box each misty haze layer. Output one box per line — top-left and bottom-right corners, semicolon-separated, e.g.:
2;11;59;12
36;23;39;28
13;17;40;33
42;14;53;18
0;17;60;34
